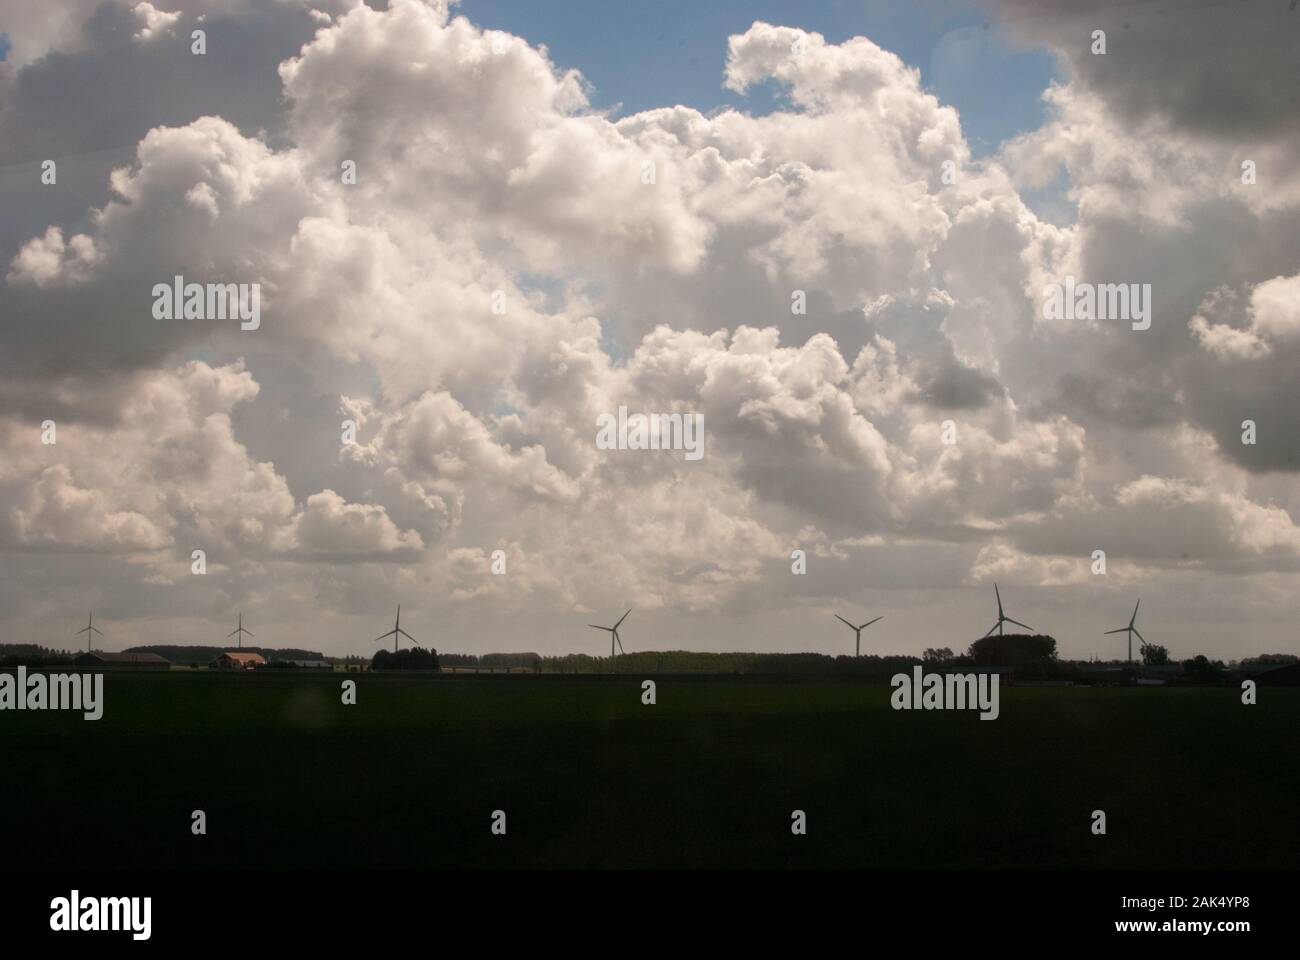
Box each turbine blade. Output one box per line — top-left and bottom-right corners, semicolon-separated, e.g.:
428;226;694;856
397;628;415;641
227;628;240;638
1133;628;1146;645
1130;600;1140;626
75;626;90;635
863;616;883;628
1005;617;1032;630
91;626;103;635
615;609;631;629
243;629;255;638
373;631;395;643
995;583;1003;614
1104;628;1127;635
982;623;998;638
587;624;612;631
835;615;855;628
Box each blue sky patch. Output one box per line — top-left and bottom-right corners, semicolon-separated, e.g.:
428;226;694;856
461;0;1059;157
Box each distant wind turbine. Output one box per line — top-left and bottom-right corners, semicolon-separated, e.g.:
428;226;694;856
588;609;630;657
835;614;882;657
75;612;104;654
374;605;418;653
227;612;255;649
983;584;1031;637
1104;599;1146;664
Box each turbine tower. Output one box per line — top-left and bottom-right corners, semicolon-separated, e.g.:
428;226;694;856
1104;599;1146;664
983;583;1031;637
588;609;631;657
227;612;255;649
835;614;882;657
75;612;104;654
374;605;418;653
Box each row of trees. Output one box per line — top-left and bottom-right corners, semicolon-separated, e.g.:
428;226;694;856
0;644;76;668
440;652;539;669
452;636;1262;684
527;651;925;676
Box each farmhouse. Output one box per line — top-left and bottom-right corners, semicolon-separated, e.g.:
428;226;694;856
211;652;267;671
73;651;171;671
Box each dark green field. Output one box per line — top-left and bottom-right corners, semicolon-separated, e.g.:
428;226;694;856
3;672;1297;869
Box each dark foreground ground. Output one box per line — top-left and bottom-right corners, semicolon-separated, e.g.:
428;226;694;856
3;672;1296;869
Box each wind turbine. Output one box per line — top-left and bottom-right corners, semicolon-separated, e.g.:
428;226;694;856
588;609;630;657
983;583;1032;637
1104;599;1146;664
227;612;255;649
374;605;418;653
835;614;882;656
75;612;104;654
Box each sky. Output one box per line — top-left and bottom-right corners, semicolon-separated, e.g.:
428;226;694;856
0;0;1297;662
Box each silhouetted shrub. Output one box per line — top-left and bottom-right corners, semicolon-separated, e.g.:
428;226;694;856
1183;655;1228;684
372;648;440;671
967;634;1057;666
1142;644;1171;666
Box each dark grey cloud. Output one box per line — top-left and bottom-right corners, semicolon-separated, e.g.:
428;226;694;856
991;0;1300;141
912;351;1005;410
0;2;316;166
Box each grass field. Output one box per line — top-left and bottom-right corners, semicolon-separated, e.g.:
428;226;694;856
3;671;1297;869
